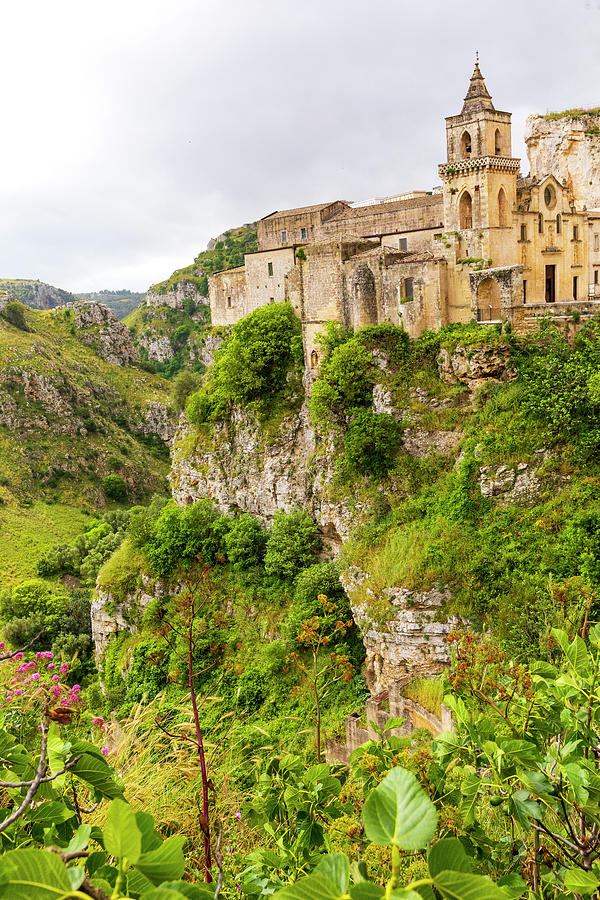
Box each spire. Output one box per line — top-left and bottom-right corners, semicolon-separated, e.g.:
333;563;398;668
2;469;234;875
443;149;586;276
462;56;495;114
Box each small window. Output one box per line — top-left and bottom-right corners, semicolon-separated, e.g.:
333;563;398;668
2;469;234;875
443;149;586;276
573;225;580;241
594;234;599;251
520;224;527;241
227;296;232;308
281;230;287;243
495;128;502;155
310;349;319;370
595;269;599;285
461;130;472;158
404;278;414;300
399;237;408;250
268;262;273;276
300;227;307;240
523;279;527;303
573;276;578;300
556;214;561;234
538;213;543;234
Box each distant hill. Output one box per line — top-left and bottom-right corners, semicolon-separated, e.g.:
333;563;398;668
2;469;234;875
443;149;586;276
0;279;75;310
74;290;145;320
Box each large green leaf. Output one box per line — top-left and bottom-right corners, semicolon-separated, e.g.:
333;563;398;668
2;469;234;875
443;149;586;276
314;855;349;894
135;811;162;853
103;798;142;865
0;848;73;899
433;871;510;899
275;873;343;900
362;767;437;850
26;802;77;826
348;883;384;900
71;752;123;799
563;868;600;894
428;839;472;877
135;835;186;885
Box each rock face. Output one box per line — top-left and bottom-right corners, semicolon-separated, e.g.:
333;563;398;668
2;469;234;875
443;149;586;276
144;282;207;311
341;567;462;694
437;342;514;390
170;405;357;544
92;577;168;656
525;112;600;209
0;280;75;310
479;451;551;505
54;301;138;367
139;334;174;364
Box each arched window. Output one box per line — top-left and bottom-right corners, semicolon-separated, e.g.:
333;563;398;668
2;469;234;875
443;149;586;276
310;349;319;370
556;214;561;234
494;128;502;155
538;213;543;234
461;130;472;159
498;188;508;227
459;191;473;229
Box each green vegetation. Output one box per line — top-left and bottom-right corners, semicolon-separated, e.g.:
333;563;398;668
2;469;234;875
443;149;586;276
124;300;210;379
0;278;75;308
0;304;171;517
542;106;600;120
150;223;258;296
0;300;29;330
186;302;303;423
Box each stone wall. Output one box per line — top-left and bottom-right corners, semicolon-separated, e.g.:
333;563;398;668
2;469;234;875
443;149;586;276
208;267;247;327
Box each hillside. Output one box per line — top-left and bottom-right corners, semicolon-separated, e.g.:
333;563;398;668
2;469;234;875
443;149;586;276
148;222;257;298
0;301;174;586
0;278;76;309
74;289;145;319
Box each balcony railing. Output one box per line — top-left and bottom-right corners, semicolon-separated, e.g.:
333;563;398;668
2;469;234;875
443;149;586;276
477;306;501;323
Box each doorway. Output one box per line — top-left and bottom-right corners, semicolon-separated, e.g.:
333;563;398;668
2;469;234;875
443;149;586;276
545;265;556;303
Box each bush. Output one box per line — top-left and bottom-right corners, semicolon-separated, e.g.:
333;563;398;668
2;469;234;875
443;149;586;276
264;509;321;580
186;302;302;423
143;499;231;577
1;301;29;331
103;474;127;501
286;562;348;641
224;514;267;568
172;371;202;413
309;338;374;428
343;409;403;478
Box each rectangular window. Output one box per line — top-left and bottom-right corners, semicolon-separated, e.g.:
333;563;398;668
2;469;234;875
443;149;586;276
595;269;599;285
281;230;287;243
595;234;599;251
404;278;414;300
573;275;578;300
523;280;527;303
227;296;232;308
573;224;579;241
268;262;273;276
520;224;527;241
399;237;408;250
300;227;307;240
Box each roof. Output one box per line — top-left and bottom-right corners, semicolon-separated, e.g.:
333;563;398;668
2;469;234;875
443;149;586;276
462;61;495;114
262;201;346;220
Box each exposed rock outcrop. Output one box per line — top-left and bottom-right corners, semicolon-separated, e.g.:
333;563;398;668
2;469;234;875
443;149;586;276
437;342;515;390
92;576;169;656
525;112;600;209
341;567;463;694
144;282;207;311
53;301;138;367
0;279;75;310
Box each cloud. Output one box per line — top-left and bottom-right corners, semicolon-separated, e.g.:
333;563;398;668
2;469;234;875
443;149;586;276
0;0;598;290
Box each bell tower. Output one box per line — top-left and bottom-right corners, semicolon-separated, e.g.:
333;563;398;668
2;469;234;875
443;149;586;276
439;59;520;267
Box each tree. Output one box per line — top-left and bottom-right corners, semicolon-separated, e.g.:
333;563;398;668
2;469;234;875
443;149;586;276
103;474;127;501
288;593;354;762
264;509;320;580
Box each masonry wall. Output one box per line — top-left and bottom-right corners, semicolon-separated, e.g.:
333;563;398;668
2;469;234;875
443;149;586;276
209;267;247;326
245;248;296;312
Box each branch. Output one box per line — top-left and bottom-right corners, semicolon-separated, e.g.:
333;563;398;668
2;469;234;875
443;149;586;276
0;719;49;833
0;628;46;662
0;754;82;788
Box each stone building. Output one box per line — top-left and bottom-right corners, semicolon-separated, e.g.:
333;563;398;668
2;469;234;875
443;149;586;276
209;62;600;365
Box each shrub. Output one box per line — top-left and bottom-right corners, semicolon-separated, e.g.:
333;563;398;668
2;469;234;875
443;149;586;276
343;409;403;479
143;499;231;577
224;513;267;568
264;509;321;580
103;474;127;501
172;371;202;413
186;302;302;423
1;301;29;331
286;562;349;641
309;337;374;428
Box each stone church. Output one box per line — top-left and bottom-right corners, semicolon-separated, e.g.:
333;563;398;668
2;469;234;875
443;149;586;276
209;62;600;368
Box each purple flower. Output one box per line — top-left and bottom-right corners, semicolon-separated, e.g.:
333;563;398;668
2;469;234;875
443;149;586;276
92;717;105;726
235;812;242;820
101;747;110;756
59;663;69;674
32;673;40;681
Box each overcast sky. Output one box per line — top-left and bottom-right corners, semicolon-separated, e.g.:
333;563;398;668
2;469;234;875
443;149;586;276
0;0;599;292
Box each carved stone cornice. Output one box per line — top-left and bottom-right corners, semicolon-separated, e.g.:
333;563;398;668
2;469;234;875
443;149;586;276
439;156;521;178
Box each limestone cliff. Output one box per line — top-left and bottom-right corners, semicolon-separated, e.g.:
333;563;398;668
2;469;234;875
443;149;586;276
0;279;76;310
53;301;138;367
525;111;600;208
144;282;208;311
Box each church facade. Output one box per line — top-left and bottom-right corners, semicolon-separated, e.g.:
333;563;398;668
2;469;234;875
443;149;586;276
209;63;600;368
